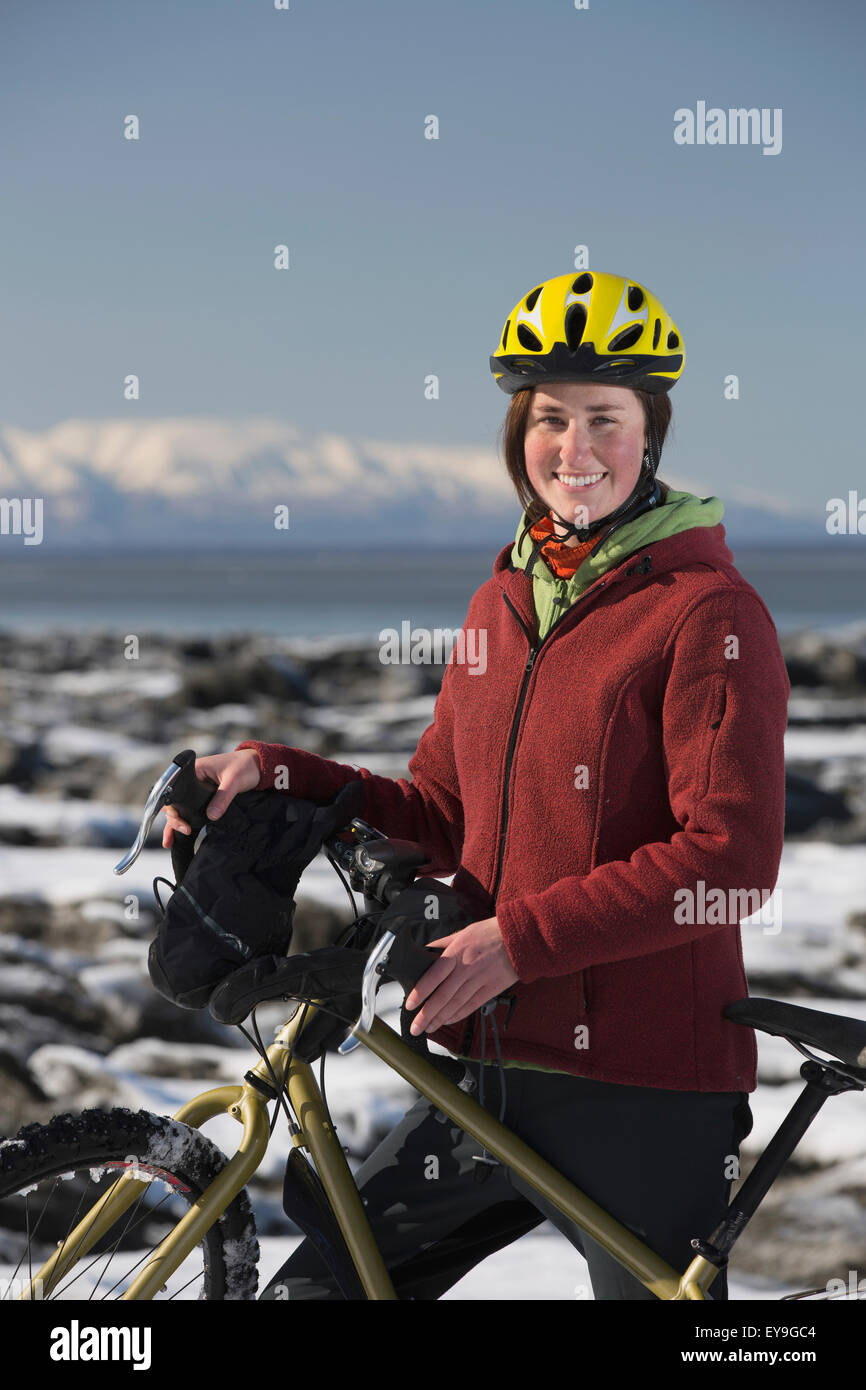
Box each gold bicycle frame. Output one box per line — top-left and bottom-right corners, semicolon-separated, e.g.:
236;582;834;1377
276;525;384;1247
21;1001;719;1301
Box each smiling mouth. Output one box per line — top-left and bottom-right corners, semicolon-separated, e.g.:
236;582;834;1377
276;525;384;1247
553;471;608;489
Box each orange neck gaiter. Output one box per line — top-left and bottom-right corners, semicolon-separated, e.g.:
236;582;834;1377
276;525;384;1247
527;512;604;579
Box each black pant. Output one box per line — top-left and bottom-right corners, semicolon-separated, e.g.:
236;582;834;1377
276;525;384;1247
260;1059;752;1301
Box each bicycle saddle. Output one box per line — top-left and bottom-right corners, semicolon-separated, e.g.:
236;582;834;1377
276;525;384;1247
725;997;866;1075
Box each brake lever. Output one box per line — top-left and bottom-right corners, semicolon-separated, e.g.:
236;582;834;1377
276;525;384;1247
337;930;395;1054
113;748;211;875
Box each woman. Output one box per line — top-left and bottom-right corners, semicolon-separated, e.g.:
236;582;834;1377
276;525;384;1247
163;271;790;1300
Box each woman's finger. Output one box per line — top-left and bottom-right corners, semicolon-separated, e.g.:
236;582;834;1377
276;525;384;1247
405;952;456;1011
408;967;471;1034
206;775;241;820
436;983;496;1029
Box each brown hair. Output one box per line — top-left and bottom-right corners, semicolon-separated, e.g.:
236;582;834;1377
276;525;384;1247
498;386;673;555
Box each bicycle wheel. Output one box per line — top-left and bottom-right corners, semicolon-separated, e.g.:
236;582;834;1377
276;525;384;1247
0;1107;258;1301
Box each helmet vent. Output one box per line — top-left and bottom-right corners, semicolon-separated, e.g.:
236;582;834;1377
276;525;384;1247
652;317;661;349
627;286;644;311
571;273;593;294
667;330;680;349
564;303;587;352
516;324;543;351
524;286;543;311
607;324;643;352
501;318;511;350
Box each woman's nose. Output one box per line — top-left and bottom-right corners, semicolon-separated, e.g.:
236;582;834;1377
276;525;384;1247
558;426;593;466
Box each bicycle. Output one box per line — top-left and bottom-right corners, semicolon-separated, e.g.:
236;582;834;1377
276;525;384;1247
1;749;865;1302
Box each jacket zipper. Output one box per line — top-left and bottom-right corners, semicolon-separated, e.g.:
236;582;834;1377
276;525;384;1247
459;574;612;1052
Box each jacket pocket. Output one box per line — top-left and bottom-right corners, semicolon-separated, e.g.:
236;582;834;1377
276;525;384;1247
575;968;590;1015
709;675;728;733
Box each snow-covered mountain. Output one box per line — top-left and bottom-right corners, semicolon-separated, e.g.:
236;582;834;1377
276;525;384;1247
0;417;829;550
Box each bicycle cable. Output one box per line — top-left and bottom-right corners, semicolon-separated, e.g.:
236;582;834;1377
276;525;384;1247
236;989;361;1140
319;1049;337;1150
323;846;362;917
226;848;382;1151
236;1009;298;1136
152;875;176;913
473;1003;508;1173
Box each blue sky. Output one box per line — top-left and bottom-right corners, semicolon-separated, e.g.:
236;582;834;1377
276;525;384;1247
1;0;863;516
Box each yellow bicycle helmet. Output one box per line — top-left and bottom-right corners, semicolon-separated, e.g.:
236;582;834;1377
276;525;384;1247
490;271;685;546
489;270;684;396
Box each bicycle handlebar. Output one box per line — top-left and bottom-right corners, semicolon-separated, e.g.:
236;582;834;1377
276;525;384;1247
113;749;425;911
114;749;436;1034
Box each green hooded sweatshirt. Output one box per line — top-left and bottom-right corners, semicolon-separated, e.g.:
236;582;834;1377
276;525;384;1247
511;488;725;640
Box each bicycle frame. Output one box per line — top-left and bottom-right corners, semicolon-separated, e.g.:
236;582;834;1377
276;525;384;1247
21;1000;720;1302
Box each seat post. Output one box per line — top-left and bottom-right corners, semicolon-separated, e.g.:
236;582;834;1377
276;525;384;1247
692;1060;860;1267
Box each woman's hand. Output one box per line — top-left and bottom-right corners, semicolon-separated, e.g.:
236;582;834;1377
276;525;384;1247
404;916;519;1035
161;749;262;847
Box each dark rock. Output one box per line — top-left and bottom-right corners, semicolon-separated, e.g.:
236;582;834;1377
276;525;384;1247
781;633;866;693
0;1002;112;1068
0;740;48;789
785;772;853;835
182;655;309;708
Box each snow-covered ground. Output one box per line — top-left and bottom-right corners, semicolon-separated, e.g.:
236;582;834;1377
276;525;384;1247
1;631;865;1301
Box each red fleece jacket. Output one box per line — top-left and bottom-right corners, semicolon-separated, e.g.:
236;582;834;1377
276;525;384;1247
239;523;790;1091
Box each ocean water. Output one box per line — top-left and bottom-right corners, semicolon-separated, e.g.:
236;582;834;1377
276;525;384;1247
2;546;865;638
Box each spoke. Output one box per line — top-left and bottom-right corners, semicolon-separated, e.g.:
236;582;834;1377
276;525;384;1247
45;1180;101;1298
98;1200;191;1300
81;1187;164;1300
168;1268;205;1300
5;1168;196;1302
89;1186;176;1299
52;1187;176;1300
4;1181;59;1295
3;1153;218;1302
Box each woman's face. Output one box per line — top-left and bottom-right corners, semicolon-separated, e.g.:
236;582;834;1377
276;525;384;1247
523;382;647;542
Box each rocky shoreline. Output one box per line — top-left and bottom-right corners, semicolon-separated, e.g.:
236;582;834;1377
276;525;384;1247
1;622;865;1288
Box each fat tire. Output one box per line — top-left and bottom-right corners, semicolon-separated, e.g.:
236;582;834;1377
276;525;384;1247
0;1106;259;1300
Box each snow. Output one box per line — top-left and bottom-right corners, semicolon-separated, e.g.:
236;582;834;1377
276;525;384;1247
303;696;436;735
788;694;866;722
0;1226;804;1299
785;725;866;759
0;847;169;903
0;780;863;1301
0;785;139;838
742;1079;866;1166
740;841;866;978
40;724;165;770
43;669;182;699
0;845;375;909
252;1230;802;1301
